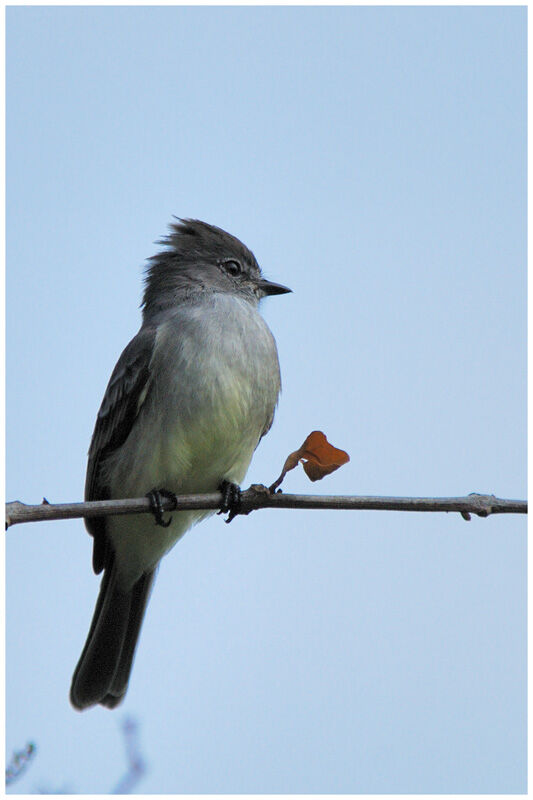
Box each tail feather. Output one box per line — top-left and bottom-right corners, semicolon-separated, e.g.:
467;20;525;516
70;559;155;711
100;570;156;708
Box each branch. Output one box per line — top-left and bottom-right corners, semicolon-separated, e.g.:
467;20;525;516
5;485;527;528
112;717;146;794
5;742;36;786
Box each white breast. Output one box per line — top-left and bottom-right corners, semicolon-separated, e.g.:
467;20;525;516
105;292;281;586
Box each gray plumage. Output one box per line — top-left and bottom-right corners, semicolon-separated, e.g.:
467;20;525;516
70;218;290;710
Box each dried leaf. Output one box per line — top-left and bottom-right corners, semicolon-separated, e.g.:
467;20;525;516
298;431;350;481
269;430;350;491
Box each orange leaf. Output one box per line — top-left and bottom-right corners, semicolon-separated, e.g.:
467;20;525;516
298;431;350;482
269;431;350;491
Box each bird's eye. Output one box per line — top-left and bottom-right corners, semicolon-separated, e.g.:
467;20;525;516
223;259;242;277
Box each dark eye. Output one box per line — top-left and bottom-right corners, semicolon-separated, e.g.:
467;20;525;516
223;259;242;277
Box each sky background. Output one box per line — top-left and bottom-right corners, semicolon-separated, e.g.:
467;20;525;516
6;5;526;794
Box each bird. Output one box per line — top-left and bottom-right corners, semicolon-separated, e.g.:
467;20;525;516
70;218;290;710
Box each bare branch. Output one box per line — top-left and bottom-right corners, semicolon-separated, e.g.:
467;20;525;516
5;742;36;786
113;717;146;794
4;485;527;529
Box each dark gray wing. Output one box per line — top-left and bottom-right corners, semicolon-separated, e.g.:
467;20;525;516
257;360;282;445
85;324;157;573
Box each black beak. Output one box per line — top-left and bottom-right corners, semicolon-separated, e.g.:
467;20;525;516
258;278;292;297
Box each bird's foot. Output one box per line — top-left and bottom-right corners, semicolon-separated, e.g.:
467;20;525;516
146;489;178;527
218;480;242;524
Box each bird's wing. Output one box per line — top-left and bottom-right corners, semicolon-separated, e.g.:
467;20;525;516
84;324;157;573
257;360;282;444
259;411;276;443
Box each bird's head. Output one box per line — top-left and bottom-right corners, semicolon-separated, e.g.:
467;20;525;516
142;218;291;315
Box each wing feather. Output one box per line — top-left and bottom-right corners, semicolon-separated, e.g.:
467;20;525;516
84;325;157;573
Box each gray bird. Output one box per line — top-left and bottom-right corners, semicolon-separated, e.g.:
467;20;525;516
70;218;290;710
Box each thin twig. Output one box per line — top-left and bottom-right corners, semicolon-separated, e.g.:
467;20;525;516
113;717;146;794
4;485;527;528
5;742;36;786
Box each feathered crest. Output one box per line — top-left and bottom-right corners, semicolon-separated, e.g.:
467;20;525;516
158;218;254;261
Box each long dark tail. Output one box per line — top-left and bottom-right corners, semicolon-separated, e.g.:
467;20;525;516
70;559;155;710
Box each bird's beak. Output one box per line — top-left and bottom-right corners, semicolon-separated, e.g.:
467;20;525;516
257;278;292;297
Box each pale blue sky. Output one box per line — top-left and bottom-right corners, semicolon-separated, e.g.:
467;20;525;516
6;5;526;793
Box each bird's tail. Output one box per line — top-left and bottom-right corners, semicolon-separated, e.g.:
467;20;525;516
70;558;155;710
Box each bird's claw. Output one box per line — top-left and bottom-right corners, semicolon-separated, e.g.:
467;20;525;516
146;489;178;527
218;480;242;524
